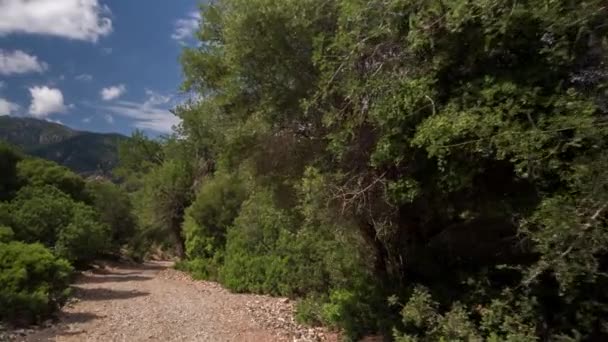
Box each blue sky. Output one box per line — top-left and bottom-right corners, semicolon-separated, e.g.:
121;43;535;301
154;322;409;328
0;0;201;135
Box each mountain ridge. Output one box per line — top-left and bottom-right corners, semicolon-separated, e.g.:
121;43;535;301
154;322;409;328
0;116;127;175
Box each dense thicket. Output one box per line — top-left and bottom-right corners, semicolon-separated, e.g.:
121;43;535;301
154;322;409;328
123;0;608;339
0;143;137;324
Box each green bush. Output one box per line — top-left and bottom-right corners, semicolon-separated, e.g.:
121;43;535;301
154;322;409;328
85;180;137;251
0;143;22;201
221;190;367;298
184;173;246;260
17;158;86;202
4;185;110;265
0;226;14;242
6;185;74;246
55;204;110;264
220;190;304;295
393;287;537;342
0;242;72;325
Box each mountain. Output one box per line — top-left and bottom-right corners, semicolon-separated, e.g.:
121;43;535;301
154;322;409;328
0;116;127;175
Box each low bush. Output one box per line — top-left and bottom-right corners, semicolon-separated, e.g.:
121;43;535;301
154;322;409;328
0;242;72;325
0;225;14;242
55;204;111;265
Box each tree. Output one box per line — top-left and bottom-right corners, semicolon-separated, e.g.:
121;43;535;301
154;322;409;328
137;159;194;258
175;0;608;338
17;158;86;201
85;180;137;251
114;130;164;192
0;143;22;201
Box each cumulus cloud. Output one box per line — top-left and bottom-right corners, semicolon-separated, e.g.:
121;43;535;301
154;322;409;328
0;50;48;75
0;0;112;42
172;11;200;43
75;74;93;81
105;114;114;124
28;86;67;118
100;84;126;101
0;98;19;116
82;117;92;123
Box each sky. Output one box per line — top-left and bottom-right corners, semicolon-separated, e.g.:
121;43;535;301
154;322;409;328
0;0;202;136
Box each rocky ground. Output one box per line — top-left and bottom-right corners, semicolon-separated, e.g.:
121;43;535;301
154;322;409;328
1;262;337;342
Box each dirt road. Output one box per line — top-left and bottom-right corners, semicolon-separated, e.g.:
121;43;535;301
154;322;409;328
19;262;333;342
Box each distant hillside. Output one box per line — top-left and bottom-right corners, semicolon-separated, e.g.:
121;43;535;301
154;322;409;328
0;116;127;175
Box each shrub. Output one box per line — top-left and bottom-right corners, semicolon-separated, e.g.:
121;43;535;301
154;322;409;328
17;158;86;201
0;143;22;201
393;287;537;342
85;180;137;251
55;204;110;264
0;226;14;242
220;190;302;295
184;173;246;260
0;242;72;325
221;189;367;298
5;185;74;246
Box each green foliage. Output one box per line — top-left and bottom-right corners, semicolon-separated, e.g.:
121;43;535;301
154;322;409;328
136;158;194;258
184;173;247;260
0;143;22;201
161;0;608;338
0;242;72;325
85;180;137;252
393;287;537;342
17;158;86;201
3;185;111;265
114;130;164;192
5;185;75;246
55;203;110;264
0;226;14;243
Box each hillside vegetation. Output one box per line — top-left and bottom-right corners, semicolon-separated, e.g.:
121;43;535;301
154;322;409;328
0;143;136;324
113;0;608;340
1;0;607;340
0;117;126;175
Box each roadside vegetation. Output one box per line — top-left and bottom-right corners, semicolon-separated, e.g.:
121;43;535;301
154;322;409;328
2;0;608;340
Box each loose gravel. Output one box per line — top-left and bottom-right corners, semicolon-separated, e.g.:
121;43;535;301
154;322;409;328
5;262;337;342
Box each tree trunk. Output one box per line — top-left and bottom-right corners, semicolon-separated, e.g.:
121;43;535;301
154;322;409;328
171;216;186;259
359;220;389;280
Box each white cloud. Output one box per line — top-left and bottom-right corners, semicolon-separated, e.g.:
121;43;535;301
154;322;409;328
144;89;171;106
82;117;92;123
100;84;126;101
0;98;19;116
28;86;67;118
93;91;180;133
0;81;5;90
105;114;114;124
0;50;48;75
75;74;93;81
101;47;113;55
172;11;200;43
0;0;112;42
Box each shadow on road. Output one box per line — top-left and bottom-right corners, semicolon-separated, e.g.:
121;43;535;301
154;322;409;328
71;287;150;301
77;274;153;284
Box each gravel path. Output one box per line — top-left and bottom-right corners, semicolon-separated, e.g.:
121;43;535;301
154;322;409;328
16;262;336;342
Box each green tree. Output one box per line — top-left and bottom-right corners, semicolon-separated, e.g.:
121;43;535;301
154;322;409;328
55;203;110;264
85;180;137;251
138;159;194;258
0;143;22;201
17;158;86;201
5;185;74;246
114;130;164;192
171;0;608;338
